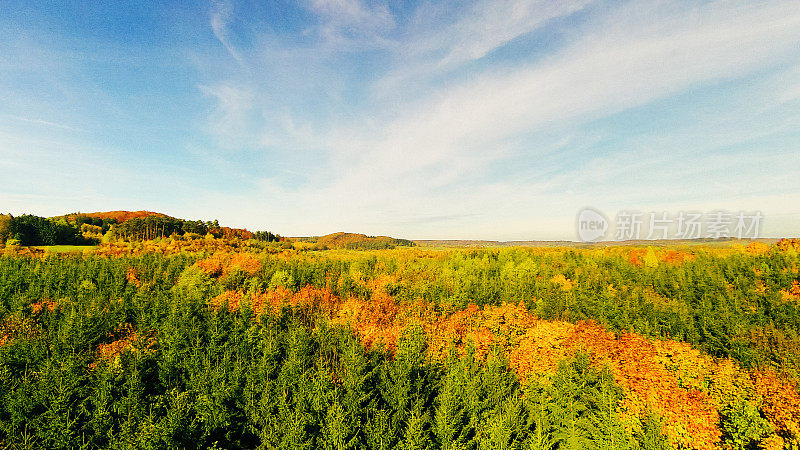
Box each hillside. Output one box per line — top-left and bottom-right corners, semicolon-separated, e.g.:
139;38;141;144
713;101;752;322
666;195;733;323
294;232;415;250
1;210;279;246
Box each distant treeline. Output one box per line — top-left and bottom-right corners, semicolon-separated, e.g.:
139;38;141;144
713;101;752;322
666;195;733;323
108;216;280;242
345;237;414;250
0;214;94;246
297;232;415;250
0;213;281;245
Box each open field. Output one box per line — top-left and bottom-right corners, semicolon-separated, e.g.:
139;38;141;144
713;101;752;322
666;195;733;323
34;245;98;253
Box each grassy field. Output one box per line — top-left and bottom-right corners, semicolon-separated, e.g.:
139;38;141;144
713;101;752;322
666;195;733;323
34;245;97;253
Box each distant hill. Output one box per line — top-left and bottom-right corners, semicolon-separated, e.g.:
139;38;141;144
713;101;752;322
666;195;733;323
413;238;782;248
294;232;414;250
51;210;278;242
413;239;576;248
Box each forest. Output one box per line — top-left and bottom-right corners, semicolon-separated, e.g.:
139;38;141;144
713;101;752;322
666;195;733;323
0;212;280;247
1;234;799;449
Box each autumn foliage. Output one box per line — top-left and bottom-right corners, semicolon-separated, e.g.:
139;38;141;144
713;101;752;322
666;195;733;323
3;238;800;449
206;274;796;449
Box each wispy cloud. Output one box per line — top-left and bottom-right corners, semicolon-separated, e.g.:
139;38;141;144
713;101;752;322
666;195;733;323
309;0;394;34
778;64;800;104
5;115;86;133
210;0;244;63
305;0;396;48
3;0;800;239
198;0;800;238
198;83;256;147
378;0;595;91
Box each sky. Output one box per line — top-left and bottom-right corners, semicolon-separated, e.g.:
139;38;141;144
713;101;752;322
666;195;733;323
1;0;799;240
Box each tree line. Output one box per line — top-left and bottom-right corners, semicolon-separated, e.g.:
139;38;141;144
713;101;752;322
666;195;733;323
0;213;281;246
0;214;95;246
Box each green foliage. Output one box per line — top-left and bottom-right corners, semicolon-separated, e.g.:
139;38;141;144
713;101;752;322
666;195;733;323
521;353;637;450
0;244;797;449
174;265;219;302
269;269;296;290
4;214;90;246
719;401;772;450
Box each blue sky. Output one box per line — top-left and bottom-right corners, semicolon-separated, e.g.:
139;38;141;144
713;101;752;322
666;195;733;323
1;0;799;240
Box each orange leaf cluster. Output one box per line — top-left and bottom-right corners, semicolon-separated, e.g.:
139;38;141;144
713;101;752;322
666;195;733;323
215;286;344;326
777;238;800;253
745;242;771;255
195;253;262;278
287;288;724;448
752;369;800;440
30;299;58;314
208;226;255;240
550;274;573;291
629;249;645;266
126;267;141;286
358;297;722;449
426;303;492;359
662;249;696;265
211;291;244;311
333;290;404;353
780;280;800;303
89;323;150;370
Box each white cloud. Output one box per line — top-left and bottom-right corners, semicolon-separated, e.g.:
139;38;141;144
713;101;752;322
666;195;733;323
198;83;256;147
400;0;800;151
306;0;395;46
372;0;595;101
778;64;800;104
5;115;85;133
210;0;243;63
196;0;800;238
398;0;594;76
307;0;797;200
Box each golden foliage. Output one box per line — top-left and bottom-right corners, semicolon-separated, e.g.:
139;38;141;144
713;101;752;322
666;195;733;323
195;253;262;278
30;299;58;314
777;239;800;253
752;369;800;441
780;280;800;303
126;267;141;286
745;242;771;255
211;290;243;311
89;324;153;370
550;274;573;291
662;249;696;265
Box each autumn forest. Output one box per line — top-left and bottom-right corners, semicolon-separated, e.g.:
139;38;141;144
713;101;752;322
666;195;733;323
1;212;800;449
